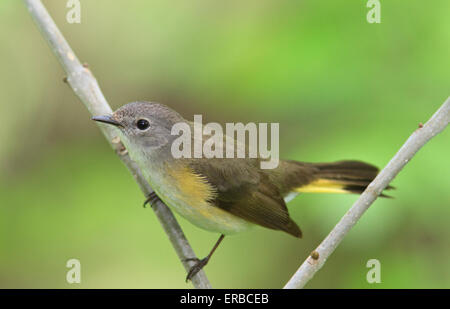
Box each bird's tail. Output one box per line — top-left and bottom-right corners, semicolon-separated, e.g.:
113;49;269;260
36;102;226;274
292;160;393;196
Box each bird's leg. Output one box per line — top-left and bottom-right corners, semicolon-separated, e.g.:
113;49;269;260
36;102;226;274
143;191;160;208
185;234;225;282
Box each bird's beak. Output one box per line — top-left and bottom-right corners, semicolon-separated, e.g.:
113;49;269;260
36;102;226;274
92;115;123;128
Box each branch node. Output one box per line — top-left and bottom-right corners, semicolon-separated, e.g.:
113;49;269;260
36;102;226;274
310;251;320;260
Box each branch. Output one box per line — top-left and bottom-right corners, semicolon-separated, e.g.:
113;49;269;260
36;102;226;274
284;97;450;289
23;0;211;289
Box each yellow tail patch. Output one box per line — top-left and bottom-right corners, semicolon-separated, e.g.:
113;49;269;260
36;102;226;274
296;179;348;194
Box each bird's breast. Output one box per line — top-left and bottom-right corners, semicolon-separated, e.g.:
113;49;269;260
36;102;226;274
141;160;252;235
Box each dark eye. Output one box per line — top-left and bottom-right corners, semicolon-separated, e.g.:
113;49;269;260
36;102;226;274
136;119;150;130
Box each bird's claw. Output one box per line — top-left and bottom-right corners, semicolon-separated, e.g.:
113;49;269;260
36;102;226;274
185;257;209;282
183;257;200;263
143;191;160;208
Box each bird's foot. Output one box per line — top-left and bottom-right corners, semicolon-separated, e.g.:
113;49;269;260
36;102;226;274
185;257;209;282
143;191;160;208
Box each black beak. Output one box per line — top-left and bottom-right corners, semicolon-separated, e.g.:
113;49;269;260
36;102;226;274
92;115;123;128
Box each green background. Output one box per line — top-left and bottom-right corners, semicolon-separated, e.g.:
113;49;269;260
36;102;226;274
0;0;449;288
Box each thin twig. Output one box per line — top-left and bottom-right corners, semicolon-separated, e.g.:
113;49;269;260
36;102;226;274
284;97;450;289
23;0;211;289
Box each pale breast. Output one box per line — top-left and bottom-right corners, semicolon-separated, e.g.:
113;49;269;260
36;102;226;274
142;161;253;235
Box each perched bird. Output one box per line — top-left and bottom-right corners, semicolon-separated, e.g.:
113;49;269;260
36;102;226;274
92;101;390;281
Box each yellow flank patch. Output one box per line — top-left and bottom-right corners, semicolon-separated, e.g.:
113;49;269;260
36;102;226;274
167;166;217;205
296;178;348;194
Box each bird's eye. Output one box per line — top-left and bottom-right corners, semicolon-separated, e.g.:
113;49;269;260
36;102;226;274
136;119;150;130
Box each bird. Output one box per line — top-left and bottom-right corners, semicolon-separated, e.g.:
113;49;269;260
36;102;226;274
92;101;391;281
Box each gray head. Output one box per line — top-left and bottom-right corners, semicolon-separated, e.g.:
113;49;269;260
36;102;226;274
92;101;186;152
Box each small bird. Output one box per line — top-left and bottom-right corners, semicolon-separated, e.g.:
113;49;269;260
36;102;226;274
92;101;390;281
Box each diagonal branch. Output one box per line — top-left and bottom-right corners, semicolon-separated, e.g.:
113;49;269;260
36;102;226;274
284;97;450;289
23;0;211;289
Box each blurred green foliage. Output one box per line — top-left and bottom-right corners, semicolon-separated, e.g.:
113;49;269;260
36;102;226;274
0;0;449;288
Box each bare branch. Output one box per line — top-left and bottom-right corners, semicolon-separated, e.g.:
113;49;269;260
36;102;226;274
23;0;211;288
284;97;449;289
